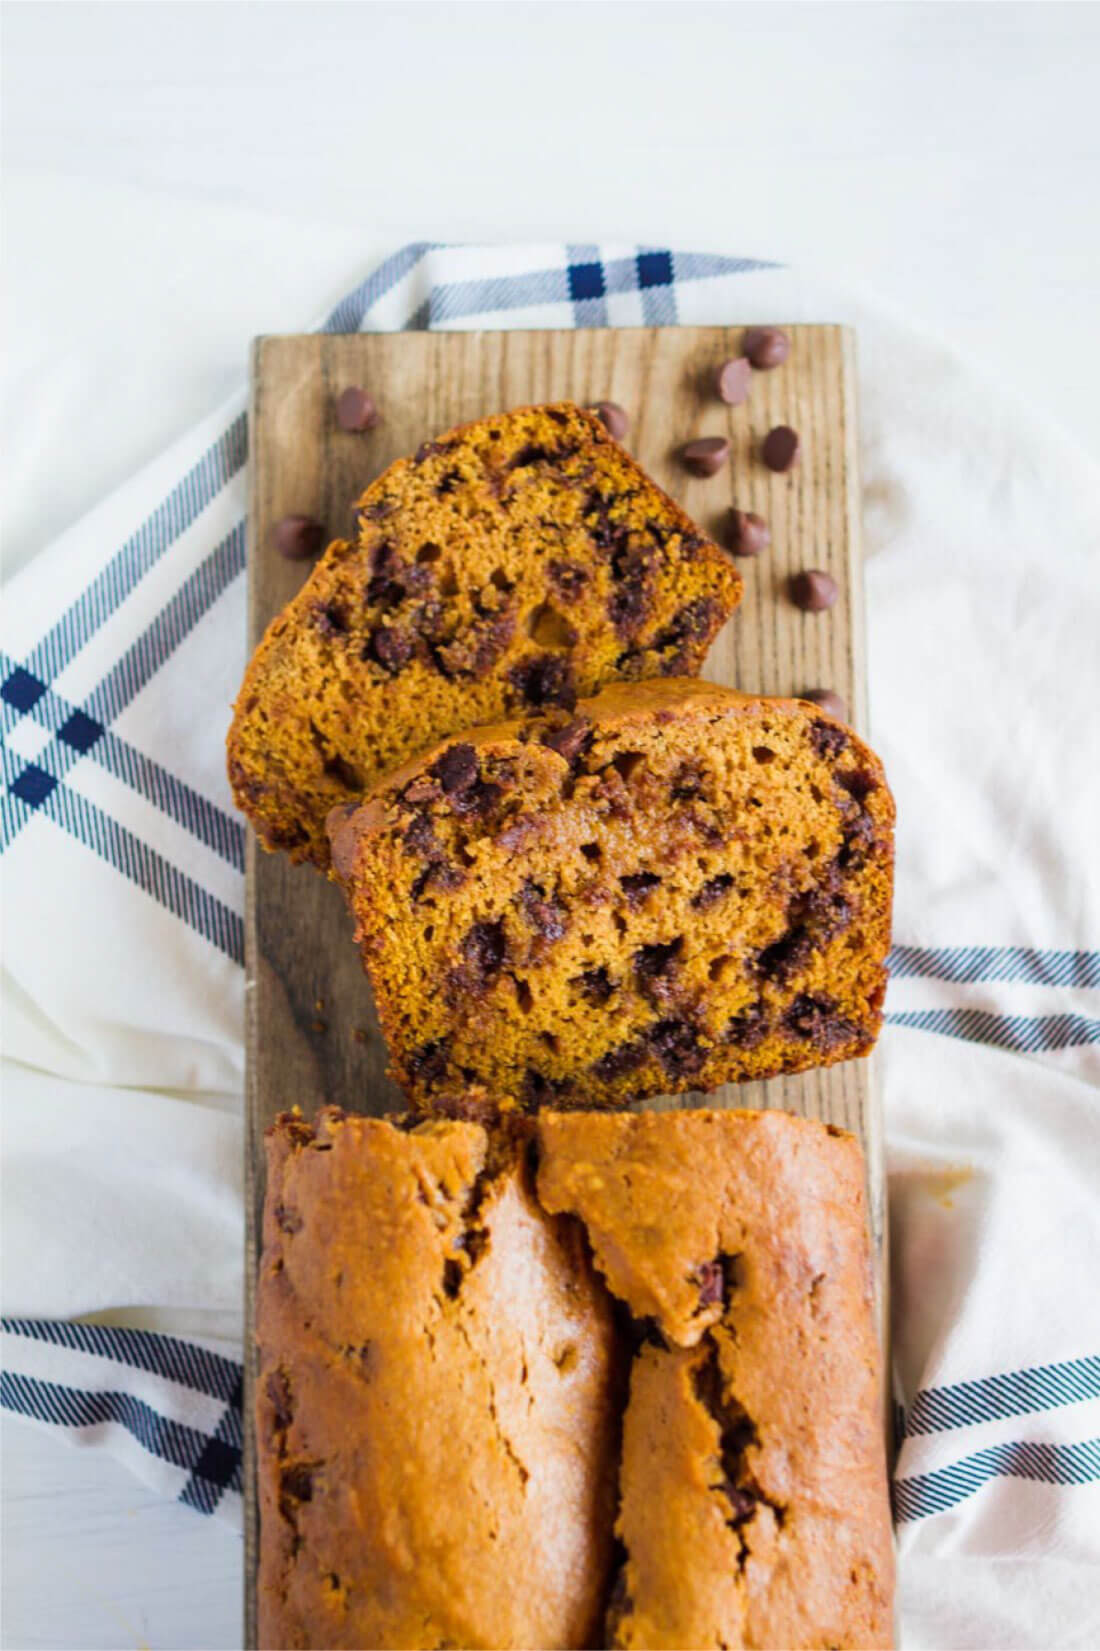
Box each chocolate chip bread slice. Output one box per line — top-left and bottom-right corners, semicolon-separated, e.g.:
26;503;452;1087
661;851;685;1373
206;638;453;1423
328;679;895;1110
228;403;740;866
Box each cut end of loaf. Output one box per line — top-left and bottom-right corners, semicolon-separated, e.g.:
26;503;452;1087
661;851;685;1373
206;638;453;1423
227;402;740;866
329;679;895;1110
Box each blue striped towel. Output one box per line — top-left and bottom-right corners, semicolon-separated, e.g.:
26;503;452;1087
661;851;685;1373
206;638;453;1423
3;246;1098;1637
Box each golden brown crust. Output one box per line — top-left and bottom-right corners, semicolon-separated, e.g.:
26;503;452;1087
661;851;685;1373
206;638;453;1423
256;1105;893;1650
228;404;740;865
536;1108;895;1650
328;679;895;1110
255;1107;624;1650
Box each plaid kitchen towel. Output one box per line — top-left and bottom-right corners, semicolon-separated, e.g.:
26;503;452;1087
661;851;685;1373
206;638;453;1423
2;245;1099;1645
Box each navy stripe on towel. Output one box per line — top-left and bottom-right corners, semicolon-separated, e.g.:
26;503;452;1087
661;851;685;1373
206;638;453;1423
903;1355;1100;1438
889;945;1100;989
894;1437;1100;1522
2;1318;243;1405
886;1007;1100;1052
0;1370;242;1495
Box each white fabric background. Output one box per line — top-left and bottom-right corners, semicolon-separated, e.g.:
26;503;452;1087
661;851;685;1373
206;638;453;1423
4;6;1100;1650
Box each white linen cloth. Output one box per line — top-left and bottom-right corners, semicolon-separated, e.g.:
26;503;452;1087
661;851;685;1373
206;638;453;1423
2;245;1098;1647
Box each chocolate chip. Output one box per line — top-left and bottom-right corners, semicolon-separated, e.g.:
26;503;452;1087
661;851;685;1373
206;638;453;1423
692;873;734;910
366;625;415;672
430;743;478;796
808;716;850;758
725;1002;768;1049
589;401;629;440
652;596;723;670
619;871;661;908
695;1260;725;1307
458;921;507;990
495;814;537;851
335;386;379;432
593;1039;647;1082
575;966;615;1006
789;569;838;612
726;510;771;557
408;1039;450;1084
517;880;569;942
680;436;730;478
742;326;790;370
716;357;752;406
783;993;859;1053
272;514;325;560
274;1204;302;1234
836;767;877;803
647;1017;706;1075
671;760;705;801
312;602;348;637
540;717;592;767
280;1464;314;1503
804;690;848;723
509;654;576;710
402;775;443;806
635;939;683;1000
546;560;590;601
762;425;800;472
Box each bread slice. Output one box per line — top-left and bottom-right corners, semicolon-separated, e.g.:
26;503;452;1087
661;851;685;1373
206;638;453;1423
327;679;895;1109
228;403;740;865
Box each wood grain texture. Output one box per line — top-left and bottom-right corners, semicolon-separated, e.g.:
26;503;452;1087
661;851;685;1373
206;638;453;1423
243;326;883;1646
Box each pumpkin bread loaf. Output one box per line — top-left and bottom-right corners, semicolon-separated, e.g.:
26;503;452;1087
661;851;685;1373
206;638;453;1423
255;1105;894;1650
228;403;740;866
327;679;895;1110
255;1107;624;1651
536;1108;894;1651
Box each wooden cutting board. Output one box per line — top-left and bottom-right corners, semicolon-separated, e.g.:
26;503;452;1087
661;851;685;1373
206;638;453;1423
242;325;881;1645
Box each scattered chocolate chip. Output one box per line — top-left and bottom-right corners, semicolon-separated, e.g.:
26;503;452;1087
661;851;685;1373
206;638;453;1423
671;760;705;801
280;1464;315;1503
335;386;379;432
782;993;859;1053
804;690;848;723
762;425;800;472
546;560;590;601
725;1002;768;1049
808;716;850;758
575;966;615;1006
789;569;838;612
648;1017;706;1075
408;1039;450;1084
589;401;629;440
835;767;877;803
517;880;569;942
692;872;734;910
312;602;348;637
272;514;325;560
593;1039;647;1082
651;596;723;670
726;510;771;557
635;939;683;1001
742;326;790;370
695;1260;725;1308
366;625;415;673
619;871;662;908
430;743;478;796
680;436;730;478
509;654;576;710
402;775;443;806
540;717;592;767
716;357;752;405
